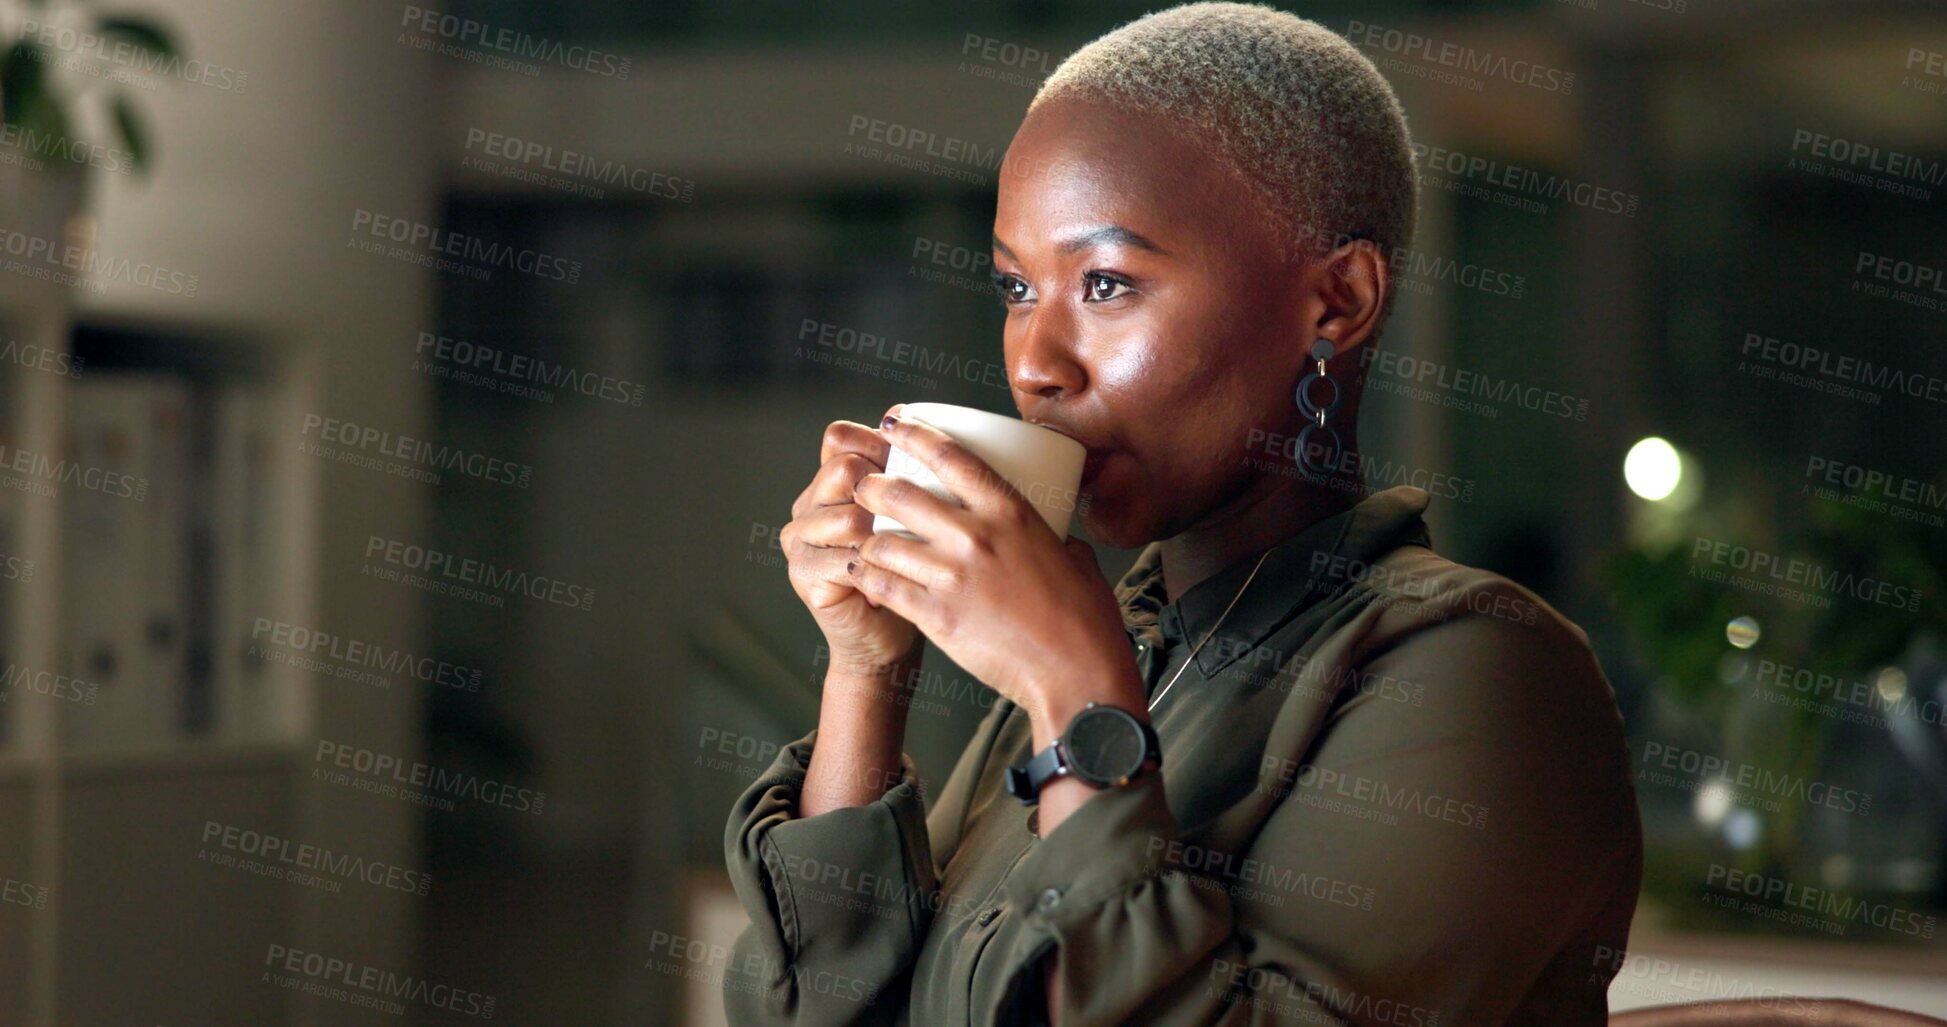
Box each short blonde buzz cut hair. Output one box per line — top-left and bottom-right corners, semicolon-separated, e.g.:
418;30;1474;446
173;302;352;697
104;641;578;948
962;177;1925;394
1029;2;1418;274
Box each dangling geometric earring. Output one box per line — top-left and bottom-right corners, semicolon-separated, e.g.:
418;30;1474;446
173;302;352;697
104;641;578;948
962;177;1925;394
1293;337;1341;477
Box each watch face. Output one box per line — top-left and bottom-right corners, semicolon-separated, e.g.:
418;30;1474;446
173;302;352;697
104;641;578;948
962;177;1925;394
1065;706;1146;786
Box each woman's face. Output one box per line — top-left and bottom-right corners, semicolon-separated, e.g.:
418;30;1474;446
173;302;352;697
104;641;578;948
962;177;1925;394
993;94;1318;550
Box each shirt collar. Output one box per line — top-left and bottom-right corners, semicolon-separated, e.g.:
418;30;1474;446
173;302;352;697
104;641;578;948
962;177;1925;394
1113;485;1435;679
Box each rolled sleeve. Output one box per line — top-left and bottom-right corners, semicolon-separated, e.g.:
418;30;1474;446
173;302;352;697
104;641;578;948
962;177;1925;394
973;602;1638;1027
989;774;1245;1025
721;728;939;1026
1000;773;1175;920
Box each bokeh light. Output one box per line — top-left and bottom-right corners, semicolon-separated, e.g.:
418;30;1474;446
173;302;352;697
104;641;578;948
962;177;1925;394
1624;436;1683;501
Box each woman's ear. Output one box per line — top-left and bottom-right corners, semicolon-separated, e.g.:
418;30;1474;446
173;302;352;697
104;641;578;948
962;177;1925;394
1301;238;1389;361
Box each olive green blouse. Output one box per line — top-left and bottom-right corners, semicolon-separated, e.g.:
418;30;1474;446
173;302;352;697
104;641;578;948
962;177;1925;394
721;485;1642;1026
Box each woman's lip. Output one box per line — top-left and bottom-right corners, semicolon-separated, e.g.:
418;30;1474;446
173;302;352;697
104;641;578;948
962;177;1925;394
1028;420;1107;482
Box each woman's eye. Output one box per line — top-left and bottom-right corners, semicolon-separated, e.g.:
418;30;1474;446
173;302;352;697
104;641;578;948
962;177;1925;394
992;273;1033;305
1083;272;1132;302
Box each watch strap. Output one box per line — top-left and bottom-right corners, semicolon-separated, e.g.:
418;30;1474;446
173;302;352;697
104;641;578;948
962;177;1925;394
1004;738;1067;806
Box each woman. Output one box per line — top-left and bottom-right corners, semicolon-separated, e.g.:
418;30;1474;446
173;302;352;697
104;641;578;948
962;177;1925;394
723;4;1642;1024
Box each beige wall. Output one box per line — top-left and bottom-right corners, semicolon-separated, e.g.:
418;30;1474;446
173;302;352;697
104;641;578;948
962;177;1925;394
61;1;439;1023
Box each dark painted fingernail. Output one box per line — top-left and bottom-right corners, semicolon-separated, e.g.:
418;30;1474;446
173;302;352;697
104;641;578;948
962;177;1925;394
880;415;899;430
846;560;858;574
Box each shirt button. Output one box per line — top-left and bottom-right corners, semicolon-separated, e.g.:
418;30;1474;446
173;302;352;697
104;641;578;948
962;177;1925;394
977;908;999;926
1035;888;1063;913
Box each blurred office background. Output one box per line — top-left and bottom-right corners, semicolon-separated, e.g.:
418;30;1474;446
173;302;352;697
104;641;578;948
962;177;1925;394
0;0;1942;1023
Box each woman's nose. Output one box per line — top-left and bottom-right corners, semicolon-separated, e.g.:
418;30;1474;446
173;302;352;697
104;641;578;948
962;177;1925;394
1008;307;1088;400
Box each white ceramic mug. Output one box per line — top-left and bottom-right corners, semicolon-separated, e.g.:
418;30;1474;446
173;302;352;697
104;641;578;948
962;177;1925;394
870;402;1087;540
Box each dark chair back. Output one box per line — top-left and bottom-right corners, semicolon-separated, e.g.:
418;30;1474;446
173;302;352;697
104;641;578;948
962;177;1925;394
1612;999;1947;1027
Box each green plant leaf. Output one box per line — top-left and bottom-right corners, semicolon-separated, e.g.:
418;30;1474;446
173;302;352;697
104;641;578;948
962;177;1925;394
1;42;48;127
1;42;81;165
109;91;149;173
19;95;77;165
95;16;180;59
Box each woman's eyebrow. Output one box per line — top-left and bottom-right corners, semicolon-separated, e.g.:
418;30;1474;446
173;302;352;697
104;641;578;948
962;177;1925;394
1059;225;1168;255
991;226;1170;261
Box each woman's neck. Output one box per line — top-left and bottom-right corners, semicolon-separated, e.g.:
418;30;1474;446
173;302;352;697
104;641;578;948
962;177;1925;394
1157;458;1366;605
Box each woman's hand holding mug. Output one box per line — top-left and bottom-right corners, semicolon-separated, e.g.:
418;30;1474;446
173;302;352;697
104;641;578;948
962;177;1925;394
849;409;1146;750
782;410;926;816
782;401;1144;818
781;412;922;676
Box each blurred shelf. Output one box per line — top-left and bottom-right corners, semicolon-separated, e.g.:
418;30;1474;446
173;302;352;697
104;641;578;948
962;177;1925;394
0;741;294;782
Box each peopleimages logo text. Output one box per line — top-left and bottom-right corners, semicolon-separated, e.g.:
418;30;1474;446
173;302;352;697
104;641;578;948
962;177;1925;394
202;821;432;895
415;331;645;406
1690;536;1923;613
462;130;691;201
19;19;248;92
300;414;532;487
315;740;545;815
1707;864;1936;938
1641;741;1871;814
251;618;482;692
0;226;199;295
0;442;148;499
1344;20;1574;94
350;209;582;283
265;943;495;1018
363;536;596;611
1411;142;1638;216
399;5;630;79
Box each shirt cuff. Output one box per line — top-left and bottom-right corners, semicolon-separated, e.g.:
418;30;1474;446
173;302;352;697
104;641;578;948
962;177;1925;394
1001;771;1175;923
724;729;938;965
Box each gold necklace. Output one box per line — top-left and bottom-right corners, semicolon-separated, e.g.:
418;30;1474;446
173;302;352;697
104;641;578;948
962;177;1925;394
1145;547;1274;713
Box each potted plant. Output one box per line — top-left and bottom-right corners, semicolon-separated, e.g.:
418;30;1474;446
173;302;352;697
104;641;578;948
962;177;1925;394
1606;472;1947;935
0;0;178;304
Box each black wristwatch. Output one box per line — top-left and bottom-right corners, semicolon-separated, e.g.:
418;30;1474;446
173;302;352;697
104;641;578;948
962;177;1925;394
1005;702;1161;806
